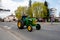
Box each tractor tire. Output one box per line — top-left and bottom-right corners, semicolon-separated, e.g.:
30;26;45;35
17;20;24;29
27;25;33;32
36;24;41;30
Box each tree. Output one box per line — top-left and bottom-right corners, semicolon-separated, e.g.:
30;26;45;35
27;7;33;17
15;1;48;20
15;6;27;20
26;0;33;17
44;1;50;20
31;2;47;18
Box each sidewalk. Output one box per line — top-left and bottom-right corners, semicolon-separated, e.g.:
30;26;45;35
37;22;60;24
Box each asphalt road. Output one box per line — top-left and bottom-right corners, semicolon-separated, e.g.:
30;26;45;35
0;27;20;40
0;22;60;40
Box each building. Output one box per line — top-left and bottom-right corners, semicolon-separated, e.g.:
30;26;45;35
50;8;57;17
55;17;60;22
3;14;18;22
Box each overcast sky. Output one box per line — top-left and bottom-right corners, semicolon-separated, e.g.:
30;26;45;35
0;0;60;18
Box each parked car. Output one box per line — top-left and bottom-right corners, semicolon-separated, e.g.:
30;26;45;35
37;18;45;22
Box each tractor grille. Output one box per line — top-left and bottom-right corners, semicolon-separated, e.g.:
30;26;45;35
33;20;37;24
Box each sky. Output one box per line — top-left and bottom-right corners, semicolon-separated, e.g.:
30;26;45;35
0;0;60;18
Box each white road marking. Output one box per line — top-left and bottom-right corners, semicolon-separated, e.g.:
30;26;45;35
7;27;11;29
4;26;11;29
4;26;8;28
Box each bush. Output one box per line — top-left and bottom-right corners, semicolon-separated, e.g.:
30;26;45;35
55;19;59;22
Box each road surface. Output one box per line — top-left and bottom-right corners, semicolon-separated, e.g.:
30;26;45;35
0;27;21;40
0;22;60;40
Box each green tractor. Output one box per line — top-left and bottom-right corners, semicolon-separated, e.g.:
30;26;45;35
17;16;41;32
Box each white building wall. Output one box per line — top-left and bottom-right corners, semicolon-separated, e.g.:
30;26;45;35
50;8;57;17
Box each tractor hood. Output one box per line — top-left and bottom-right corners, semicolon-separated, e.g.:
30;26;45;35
26;17;37;25
26;17;37;21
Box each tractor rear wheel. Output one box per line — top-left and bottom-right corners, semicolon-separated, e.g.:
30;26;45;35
17;20;24;29
27;25;33;32
36;24;41;30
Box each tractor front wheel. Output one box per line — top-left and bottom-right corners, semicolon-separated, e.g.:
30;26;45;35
27;25;33;32
17;20;24;29
36;24;41;30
